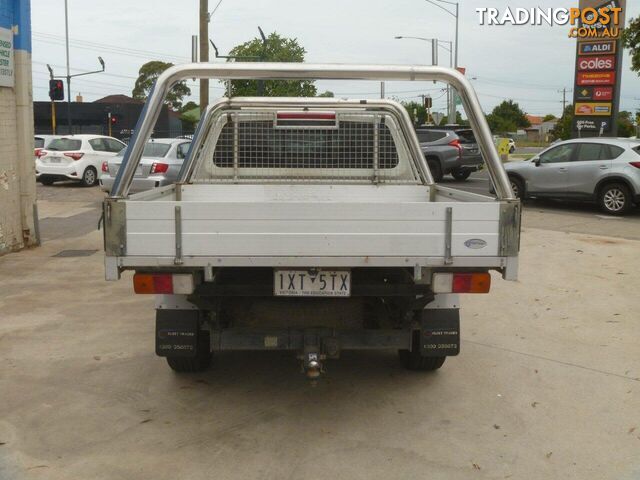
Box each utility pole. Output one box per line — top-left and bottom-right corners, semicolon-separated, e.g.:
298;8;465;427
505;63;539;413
64;0;71;134
199;0;209;110
380;82;385;99
559;88;567;116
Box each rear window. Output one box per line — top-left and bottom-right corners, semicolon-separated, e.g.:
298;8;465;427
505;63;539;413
47;138;82;151
454;129;476;144
212;121;399;169
34;137;45;148
116;142;172;158
416;131;446;143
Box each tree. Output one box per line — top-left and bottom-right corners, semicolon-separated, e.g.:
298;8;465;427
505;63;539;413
439;112;467;126
622;16;640;75
132;61;191;110
486;100;531;134
551;104;574;140
402;101;428;126
227;32;316;97
543;114;557;122
617;111;636;137
318;91;335;97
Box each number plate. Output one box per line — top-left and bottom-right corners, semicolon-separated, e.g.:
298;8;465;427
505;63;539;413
49;157;61;163
274;269;351;297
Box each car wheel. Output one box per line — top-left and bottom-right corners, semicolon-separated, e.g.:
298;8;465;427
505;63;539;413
451;169;472;181
81;167;98;187
398;331;446;371
509;176;524;199
427;159;443;182
166;331;212;373
599;183;631;216
39;178;55;186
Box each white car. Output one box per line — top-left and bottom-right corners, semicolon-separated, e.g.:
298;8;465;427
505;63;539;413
100;138;192;194
36;135;126;187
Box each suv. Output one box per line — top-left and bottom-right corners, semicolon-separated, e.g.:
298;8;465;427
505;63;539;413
504;138;640;215
416;128;483;181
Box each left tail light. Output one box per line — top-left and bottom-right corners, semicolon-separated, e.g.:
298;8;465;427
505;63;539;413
64;152;84;161
150;162;169;174
133;273;194;294
36;149;48;158
101;161;109;172
448;139;463;158
432;272;491;294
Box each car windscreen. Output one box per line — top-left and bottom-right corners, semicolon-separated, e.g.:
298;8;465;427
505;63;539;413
454;130;476;144
47;138;82;151
116;142;171;158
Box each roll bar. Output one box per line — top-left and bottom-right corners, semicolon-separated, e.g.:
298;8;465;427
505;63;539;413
109;63;514;200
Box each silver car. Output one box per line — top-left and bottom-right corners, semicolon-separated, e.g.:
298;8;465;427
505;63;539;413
504;138;640;215
100;138;191;194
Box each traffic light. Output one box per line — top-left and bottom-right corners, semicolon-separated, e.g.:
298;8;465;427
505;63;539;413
49;79;64;101
110;114;121;126
423;96;432;109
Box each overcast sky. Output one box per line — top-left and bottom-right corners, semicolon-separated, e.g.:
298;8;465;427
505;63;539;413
31;0;640;118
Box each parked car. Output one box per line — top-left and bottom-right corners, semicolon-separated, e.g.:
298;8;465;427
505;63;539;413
99;138;192;194
102;65;521;378
36;135;126;187
416;128;483;181
504;138;640;215
34;135;61;158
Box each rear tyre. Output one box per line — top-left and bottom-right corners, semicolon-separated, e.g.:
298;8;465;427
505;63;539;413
451;169;472;181
598;183;631;216
166;331;212;373
509;176;524;200
39;177;55;186
427;159;443;182
398;331;446;371
81;167;98;187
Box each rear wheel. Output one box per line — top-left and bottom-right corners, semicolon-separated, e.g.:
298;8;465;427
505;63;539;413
166;331;212;373
81;167;98;187
39;177;55;186
598;183;631;215
451;169;472;181
398;331;446;371
427;159;443;182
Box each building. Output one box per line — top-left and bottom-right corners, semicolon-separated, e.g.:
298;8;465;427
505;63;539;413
0;0;36;254
34;94;185;140
525;115;558;143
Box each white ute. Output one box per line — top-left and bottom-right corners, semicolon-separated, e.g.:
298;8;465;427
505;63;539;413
103;63;520;377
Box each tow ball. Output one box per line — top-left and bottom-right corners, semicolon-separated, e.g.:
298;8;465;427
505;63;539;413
298;347;326;379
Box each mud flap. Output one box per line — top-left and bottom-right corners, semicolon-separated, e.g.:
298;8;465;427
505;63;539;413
156;310;199;358
420;309;460;357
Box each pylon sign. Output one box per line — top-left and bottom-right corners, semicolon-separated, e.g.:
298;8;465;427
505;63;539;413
571;0;626;137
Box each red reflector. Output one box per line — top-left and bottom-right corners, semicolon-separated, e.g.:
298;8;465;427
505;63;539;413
277;112;336;120
452;274;472;293
153;274;173;294
630;162;640;169
150;162;169;174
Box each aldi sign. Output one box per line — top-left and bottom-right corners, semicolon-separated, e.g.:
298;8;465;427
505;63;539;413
577;55;615;71
579;40;616;55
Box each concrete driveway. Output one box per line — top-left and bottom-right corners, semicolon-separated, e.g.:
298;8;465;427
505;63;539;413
0;184;639;480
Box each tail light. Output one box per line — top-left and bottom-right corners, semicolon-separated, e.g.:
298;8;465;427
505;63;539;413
64;152;84;161
101;161;109;172
133;273;194;294
629;162;640;169
36;149;48;158
448;139;463;158
150;162;169;174
432;272;491;294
